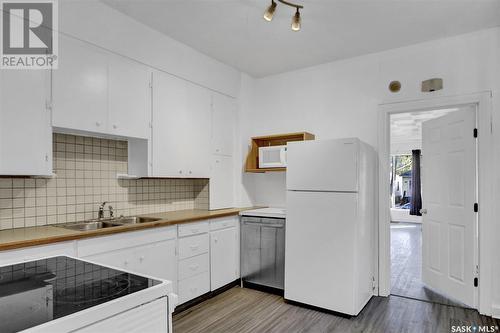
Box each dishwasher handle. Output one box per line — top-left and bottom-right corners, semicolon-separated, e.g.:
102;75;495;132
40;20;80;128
242;221;284;228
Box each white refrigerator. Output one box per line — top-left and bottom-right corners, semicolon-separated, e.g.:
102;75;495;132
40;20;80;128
284;138;377;316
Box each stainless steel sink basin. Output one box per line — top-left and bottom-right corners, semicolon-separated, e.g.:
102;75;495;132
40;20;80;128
58;221;123;231
56;216;162;231
112;216;161;224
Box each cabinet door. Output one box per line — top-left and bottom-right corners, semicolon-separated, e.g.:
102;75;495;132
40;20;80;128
185;83;211;177
0;69;52;176
152;71;187;177
209;155;234;210
52;36;108;133
210;228;237;290
211;93;235;156
108;56;151;139
135;239;178;293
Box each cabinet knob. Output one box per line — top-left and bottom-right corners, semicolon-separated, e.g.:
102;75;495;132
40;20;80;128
124;260;129;265
95;122;101;127
139;256;145;262
179;170;183;174
214;238;218;243
216;149;220;152
113;124;117;129
189;170;192;174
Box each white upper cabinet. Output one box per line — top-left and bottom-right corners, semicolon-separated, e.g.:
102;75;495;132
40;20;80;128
151;71;211;178
0;69;52;176
211;93;235;156
52;36;108;134
108;58;151;139
152;71;188;177
209;155;234;210
53;36;151;139
185;83;211;177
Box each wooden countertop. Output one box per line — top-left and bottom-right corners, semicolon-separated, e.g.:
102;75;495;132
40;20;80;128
0;208;254;252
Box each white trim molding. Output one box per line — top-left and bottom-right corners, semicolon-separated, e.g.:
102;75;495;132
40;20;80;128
377;92;494;316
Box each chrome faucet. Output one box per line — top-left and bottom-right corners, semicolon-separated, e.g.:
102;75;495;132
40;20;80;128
98;202;107;219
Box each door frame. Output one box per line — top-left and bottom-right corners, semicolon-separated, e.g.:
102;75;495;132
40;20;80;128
377;92;494;315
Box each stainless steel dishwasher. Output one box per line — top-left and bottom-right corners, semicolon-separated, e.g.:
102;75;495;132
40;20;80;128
240;216;285;291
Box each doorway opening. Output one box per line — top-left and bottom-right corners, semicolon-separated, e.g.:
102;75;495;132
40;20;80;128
389;105;477;308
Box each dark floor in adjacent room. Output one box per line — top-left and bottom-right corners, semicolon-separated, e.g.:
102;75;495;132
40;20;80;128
173;286;499;333
390;222;466;307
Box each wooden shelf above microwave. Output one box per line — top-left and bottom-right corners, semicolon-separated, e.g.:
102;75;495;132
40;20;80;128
245;132;315;173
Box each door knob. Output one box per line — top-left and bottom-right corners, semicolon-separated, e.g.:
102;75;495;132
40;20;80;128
420;208;428;214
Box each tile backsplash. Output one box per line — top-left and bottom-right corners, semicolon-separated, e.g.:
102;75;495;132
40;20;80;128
0;133;209;230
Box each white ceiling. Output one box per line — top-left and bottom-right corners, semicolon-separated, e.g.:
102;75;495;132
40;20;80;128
102;0;500;77
390;108;458;153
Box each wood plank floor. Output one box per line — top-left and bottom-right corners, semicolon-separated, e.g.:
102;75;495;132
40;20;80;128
173;287;500;333
391;222;465;307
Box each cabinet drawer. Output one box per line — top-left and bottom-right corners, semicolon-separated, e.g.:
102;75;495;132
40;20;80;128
178;253;209;280
178;271;210;304
178;221;209;237
178;234;209;260
210;216;237;231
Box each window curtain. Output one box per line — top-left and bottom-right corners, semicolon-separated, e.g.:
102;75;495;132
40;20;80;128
410;149;422;216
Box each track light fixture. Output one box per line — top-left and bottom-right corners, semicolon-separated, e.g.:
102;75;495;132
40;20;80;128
291;8;301;31
263;0;277;21
263;0;304;31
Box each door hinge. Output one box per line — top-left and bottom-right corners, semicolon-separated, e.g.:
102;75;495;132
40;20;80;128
372;276;376;291
474;277;478;287
473;128;478;138
474;203;478;213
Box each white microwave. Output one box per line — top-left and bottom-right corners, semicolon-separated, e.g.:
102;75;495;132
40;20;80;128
259;145;287;168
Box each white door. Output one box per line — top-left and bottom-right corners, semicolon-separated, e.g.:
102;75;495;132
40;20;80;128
185;83;211;177
52;36;108;133
209;155;234;210
287;138;359;192
0;69;52;176
211;93;235;156
210;228;237;290
108;56;151;139
421;107;477;307
151;71;187;177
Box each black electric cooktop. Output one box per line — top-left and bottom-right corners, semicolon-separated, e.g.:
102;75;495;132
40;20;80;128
0;256;162;333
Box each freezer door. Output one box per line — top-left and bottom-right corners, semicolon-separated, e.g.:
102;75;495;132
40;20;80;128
287;139;358;192
285;190;357;314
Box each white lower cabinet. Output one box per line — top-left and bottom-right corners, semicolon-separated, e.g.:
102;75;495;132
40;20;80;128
77;226;178;293
210;217;239;290
177;221;210;304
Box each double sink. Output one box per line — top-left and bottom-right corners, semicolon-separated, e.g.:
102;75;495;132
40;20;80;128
56;216;162;231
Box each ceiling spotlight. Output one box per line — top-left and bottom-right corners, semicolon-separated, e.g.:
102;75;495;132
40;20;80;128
291;8;301;31
263;0;277;22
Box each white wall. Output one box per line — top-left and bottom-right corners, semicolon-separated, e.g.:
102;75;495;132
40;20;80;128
237;27;500;315
58;1;240;98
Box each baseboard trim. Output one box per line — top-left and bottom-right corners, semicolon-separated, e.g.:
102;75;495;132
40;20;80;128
174;279;240;314
241;280;284;296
